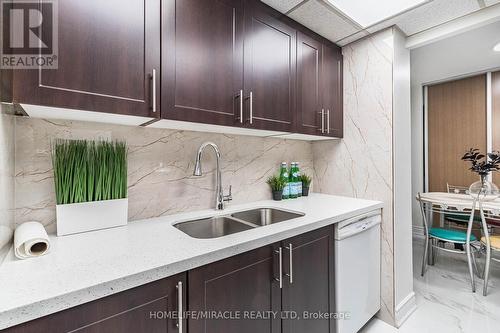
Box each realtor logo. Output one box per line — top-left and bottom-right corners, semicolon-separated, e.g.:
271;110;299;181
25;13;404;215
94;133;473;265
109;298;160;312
1;0;58;68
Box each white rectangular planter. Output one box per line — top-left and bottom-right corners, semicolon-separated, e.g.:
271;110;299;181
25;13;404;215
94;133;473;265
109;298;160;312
56;199;128;236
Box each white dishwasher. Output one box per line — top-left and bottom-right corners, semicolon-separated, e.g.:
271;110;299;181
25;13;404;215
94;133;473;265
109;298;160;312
335;210;382;333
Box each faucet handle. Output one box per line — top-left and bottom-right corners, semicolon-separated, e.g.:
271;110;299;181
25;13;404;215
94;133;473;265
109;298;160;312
223;185;233;202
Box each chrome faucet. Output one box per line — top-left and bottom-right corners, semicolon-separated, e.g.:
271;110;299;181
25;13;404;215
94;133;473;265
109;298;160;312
193;142;232;210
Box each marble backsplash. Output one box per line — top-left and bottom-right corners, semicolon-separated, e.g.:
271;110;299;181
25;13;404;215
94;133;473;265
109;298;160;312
0;106;15;252
312;29;395;324
15;117;313;233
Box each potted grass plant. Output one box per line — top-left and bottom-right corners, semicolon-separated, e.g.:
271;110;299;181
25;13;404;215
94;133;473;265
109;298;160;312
266;175;286;201
300;174;312;196
52;139;128;236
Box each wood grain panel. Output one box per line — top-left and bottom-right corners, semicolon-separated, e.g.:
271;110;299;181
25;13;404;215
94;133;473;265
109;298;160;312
282;226;335;333
12;0;160;118
162;0;244;126
188;244;281;333
493;71;500;185
296;31;322;135
6;273;186;333
428;74;487;192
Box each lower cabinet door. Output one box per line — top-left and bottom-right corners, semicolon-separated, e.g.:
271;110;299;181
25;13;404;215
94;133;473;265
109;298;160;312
188;245;282;333
282;226;335;333
5;273;186;333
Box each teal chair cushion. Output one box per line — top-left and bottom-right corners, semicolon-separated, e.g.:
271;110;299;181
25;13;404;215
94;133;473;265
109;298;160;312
444;213;481;224
430;228;477;243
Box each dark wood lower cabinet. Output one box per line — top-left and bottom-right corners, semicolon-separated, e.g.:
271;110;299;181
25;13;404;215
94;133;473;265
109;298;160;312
5;226;335;333
188;226;335;333
5;273;186;333
282;226;336;333
188;245;282;333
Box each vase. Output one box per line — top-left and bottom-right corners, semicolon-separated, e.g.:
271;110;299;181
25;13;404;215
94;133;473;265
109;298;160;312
272;190;283;201
469;175;499;202
302;186;310;197
56;198;128;236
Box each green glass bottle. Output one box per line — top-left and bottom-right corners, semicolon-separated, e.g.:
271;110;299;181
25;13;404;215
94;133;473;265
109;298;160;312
279;162;290;199
289;162;298;199
296;162;302;197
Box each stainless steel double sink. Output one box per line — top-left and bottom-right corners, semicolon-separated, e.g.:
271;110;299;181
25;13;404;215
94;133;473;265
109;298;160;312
174;208;305;239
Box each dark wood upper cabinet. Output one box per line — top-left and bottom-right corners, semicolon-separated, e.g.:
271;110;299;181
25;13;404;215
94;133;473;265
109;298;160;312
161;0;244;126
282;226;336;333
4;0;343;138
5;273;186;333
322;44;343;138
10;0;160;118
296;32;323;135
243;0;296;132
188;244;282;333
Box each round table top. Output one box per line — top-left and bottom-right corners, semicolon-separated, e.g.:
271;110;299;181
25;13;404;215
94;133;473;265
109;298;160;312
417;192;500;216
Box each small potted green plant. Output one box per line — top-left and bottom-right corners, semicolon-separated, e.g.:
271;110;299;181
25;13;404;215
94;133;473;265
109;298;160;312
52;139;128;236
266;175;287;201
300;174;312;196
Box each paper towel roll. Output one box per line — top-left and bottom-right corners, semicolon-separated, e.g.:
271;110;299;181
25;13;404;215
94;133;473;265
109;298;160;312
14;222;50;259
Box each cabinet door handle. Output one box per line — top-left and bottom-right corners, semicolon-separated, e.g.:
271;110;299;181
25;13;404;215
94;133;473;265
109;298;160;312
176;281;183;333
285;243;293;284
151;69;157;113
327;109;330;134
246;91;253;124
237;90;243;124
274;247;283;289
318;109;325;133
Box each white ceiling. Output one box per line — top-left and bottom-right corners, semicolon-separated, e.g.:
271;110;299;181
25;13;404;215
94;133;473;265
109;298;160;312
261;0;500;46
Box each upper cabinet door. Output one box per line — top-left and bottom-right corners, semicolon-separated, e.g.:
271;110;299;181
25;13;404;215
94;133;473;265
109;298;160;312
322;44;343;138
243;0;296;132
12;0;160;118
296;32;323;136
162;0;244;127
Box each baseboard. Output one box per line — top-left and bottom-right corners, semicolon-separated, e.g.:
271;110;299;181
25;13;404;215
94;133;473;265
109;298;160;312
395;291;417;327
412;225;425;239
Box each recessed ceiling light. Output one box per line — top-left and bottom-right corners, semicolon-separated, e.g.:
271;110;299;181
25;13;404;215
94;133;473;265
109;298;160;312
326;0;428;28
494;42;500;52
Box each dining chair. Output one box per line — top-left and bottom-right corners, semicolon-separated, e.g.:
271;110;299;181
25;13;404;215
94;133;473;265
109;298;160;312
477;205;500;296
417;193;480;292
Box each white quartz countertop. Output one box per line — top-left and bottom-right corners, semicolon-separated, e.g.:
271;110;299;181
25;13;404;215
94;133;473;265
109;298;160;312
0;194;383;329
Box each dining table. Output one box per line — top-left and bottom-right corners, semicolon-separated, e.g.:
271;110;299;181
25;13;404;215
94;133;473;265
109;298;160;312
417;191;500;296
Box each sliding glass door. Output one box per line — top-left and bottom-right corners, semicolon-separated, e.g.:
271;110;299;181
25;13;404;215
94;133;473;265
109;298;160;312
426;74;487;192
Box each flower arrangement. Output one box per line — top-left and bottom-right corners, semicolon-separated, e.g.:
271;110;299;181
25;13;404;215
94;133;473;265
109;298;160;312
461;148;500;177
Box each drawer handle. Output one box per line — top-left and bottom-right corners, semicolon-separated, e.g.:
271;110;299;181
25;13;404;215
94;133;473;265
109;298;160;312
285;243;293;284
236;90;243;124
327;109;330;134
318;109;325;133
151;69;157;113
176;281;183;333
246;91;253;124
274;247;283;289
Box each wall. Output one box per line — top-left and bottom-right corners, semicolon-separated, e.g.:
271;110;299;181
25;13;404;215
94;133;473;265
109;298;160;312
0;60;16;259
313;28;414;326
392;28;415;326
14;117;314;232
411;20;500;230
0;104;15;255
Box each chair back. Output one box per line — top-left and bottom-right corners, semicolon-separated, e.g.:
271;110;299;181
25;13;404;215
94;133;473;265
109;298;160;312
417;192;476;236
447;183;469;195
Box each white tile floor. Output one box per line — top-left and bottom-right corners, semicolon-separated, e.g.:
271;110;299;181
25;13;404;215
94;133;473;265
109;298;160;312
361;237;500;333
